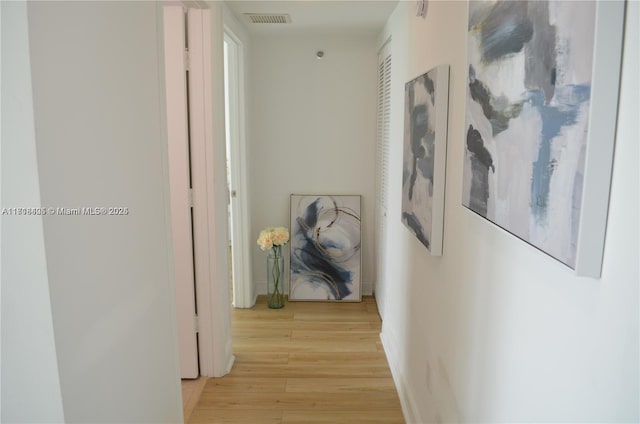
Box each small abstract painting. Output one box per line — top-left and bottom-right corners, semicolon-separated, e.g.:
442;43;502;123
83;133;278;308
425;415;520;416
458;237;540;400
402;65;450;255
289;195;361;302
463;0;623;275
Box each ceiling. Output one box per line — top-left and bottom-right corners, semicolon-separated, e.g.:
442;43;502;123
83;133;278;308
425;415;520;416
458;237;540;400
225;1;399;35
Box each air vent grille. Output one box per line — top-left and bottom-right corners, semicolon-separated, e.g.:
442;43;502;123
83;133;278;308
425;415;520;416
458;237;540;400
244;13;291;24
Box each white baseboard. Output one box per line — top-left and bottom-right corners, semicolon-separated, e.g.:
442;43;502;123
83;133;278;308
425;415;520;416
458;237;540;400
255;280;373;297
380;329;421;424
226;354;235;376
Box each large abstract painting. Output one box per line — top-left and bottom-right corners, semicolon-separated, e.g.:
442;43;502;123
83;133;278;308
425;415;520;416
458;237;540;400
463;1;624;276
290;195;361;302
402;65;450;255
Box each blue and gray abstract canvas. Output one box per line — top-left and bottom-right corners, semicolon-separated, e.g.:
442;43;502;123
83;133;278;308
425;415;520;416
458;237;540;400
402;68;441;251
463;0;596;268
289;195;361;301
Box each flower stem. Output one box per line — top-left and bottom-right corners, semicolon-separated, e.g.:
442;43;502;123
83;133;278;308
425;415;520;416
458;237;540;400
269;246;283;308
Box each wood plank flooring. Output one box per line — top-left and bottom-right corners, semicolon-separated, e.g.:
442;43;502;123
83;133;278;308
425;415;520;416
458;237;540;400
182;377;208;423
188;296;404;424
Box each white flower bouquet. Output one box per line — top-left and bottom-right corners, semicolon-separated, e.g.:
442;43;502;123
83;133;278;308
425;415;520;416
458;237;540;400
257;226;289;308
257;226;290;252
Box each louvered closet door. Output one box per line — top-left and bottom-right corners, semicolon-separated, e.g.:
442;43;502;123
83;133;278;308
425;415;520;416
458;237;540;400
374;44;391;317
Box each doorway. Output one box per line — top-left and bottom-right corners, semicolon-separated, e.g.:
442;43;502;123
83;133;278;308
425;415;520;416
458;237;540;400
223;27;253;309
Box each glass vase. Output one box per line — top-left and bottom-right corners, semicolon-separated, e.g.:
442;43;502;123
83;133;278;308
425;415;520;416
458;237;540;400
267;247;285;309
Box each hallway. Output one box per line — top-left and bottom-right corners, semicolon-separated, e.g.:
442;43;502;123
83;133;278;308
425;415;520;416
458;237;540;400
187;296;404;423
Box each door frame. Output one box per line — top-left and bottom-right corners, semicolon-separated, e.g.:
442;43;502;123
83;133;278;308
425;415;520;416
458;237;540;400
223;26;254;309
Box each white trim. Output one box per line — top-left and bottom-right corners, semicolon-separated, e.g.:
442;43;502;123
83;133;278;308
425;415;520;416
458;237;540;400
203;4;235;376
380;329;419;424
163;0;207;9
223;27;254;309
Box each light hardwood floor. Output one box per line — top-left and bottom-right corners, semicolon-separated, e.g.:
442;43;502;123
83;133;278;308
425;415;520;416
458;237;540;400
187;295;404;424
182;377;208;422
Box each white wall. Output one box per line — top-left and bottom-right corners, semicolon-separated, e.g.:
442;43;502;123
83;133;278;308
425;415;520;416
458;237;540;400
21;2;182;422
378;1;639;422
248;34;378;296
1;3;65;422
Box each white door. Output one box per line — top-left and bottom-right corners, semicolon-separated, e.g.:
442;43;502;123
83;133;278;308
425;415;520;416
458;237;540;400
163;5;198;379
223;29;253;308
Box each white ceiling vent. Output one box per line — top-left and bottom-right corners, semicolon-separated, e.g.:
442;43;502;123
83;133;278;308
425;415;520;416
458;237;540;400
244;13;292;24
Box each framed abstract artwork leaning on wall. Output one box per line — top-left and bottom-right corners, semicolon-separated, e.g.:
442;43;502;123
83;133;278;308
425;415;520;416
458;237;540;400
289;194;362;302
402;64;450;255
462;0;625;277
